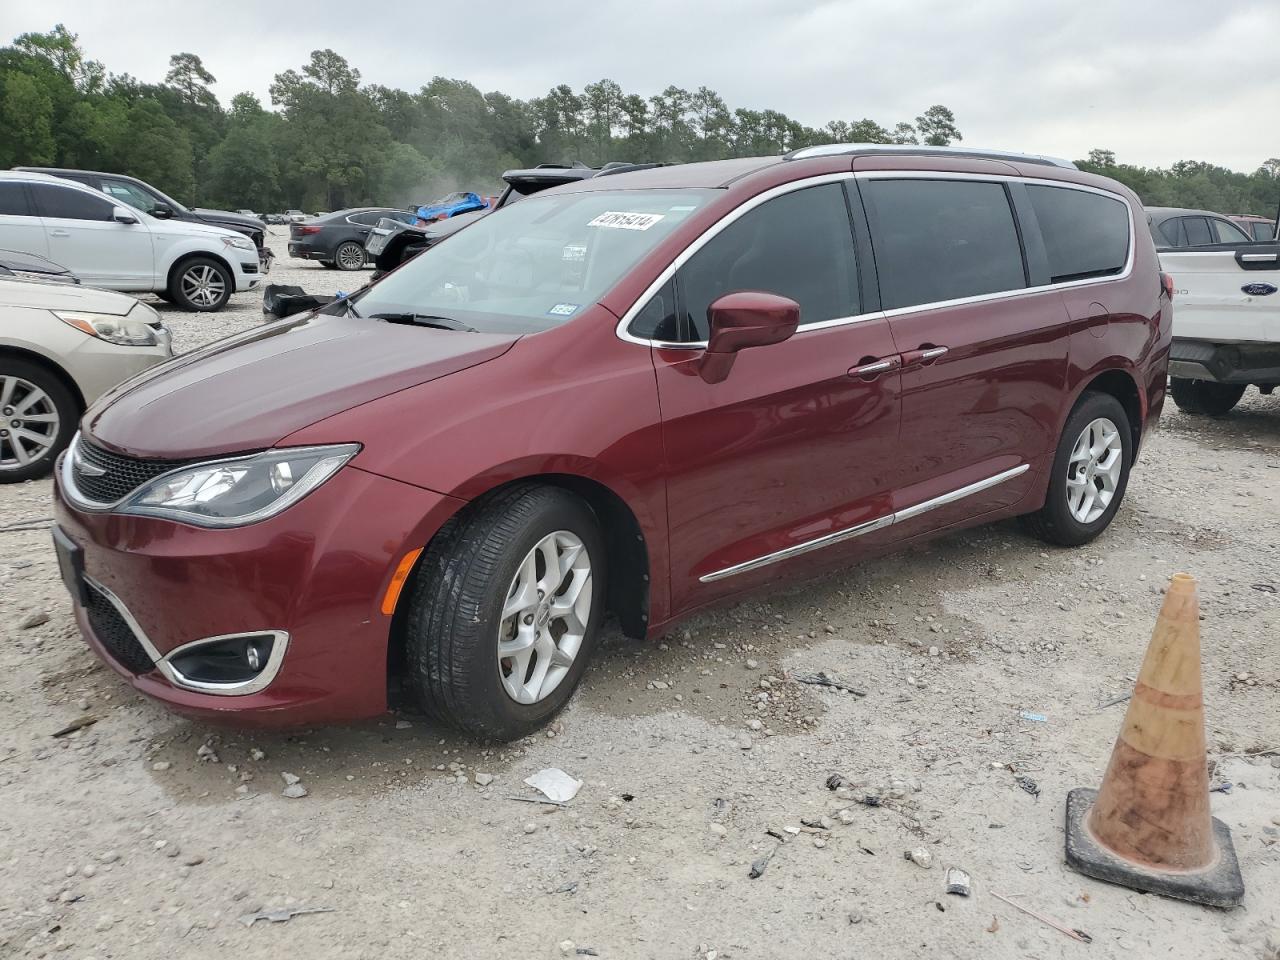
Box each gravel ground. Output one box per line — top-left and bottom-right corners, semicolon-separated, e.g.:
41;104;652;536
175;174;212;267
2;233;1278;959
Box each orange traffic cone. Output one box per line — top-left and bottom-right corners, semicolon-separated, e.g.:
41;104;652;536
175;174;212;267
1064;573;1244;908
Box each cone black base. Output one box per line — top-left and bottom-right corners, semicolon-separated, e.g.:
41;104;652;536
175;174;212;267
1065;788;1244;908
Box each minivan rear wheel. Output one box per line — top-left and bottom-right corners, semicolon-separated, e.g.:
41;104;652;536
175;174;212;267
403;484;607;740
1169;377;1245;417
1022;392;1132;547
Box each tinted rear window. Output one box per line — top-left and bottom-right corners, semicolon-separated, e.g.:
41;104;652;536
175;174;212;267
863;179;1026;310
1027;185;1130;283
0;182;31;216
31;183;114;221
1183;217;1212;246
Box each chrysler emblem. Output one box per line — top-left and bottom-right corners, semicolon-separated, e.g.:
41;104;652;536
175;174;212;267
73;446;107;477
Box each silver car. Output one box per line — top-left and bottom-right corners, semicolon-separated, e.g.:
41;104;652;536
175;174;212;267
1;276;172;482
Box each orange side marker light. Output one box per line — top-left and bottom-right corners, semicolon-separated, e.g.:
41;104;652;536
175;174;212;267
381;547;423;616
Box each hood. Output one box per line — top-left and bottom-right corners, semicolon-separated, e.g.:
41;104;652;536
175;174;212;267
191;208;265;232
83;311;519;459
0;278;141;315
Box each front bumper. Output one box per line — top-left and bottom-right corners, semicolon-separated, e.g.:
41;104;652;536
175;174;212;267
230;255;264;292
53;460;465;726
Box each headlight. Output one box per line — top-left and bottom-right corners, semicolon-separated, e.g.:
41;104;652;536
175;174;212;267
222;235;257;252
55;310;158;346
118;444;359;526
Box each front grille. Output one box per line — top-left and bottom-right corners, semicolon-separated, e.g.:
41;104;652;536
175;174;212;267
72;441;193;505
85;582;155;675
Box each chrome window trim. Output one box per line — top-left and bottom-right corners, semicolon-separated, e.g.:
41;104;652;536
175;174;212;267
699;463;1029;583
83;574;289;696
614;170;1136;347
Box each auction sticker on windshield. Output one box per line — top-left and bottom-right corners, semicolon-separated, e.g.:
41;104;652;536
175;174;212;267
588;211;665;231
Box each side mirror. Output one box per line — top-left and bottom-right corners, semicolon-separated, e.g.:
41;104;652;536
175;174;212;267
151;202;173;219
699;291;800;384
111;206;138;224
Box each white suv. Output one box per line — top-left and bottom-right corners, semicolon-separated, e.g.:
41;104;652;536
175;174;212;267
0;171;261;311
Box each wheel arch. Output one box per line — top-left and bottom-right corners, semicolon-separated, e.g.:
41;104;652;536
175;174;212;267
385;471;653;696
0;345;86;412
164;249;236;294
1075;367;1144;456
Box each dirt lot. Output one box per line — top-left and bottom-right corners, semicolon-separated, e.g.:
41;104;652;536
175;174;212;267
2;233;1278;959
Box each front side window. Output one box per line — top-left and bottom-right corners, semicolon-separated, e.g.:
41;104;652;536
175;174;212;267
349;188;712;334
102;180;159;214
30;183;114;221
1028;185;1130;283
676;183;859;341
1211;218;1249;244
863;179;1026;310
0;182;31;216
1182;217;1212;246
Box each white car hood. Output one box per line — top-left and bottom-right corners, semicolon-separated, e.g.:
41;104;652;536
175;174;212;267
147;218;247;243
0;278;148;317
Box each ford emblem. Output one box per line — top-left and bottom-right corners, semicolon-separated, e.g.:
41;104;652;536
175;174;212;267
1242;282;1278;296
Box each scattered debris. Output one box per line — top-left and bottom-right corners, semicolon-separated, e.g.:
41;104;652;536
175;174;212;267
764;828;786;842
475;772;494;787
905;847;933;869
576;949;599;957
282;783;308;799
281;772;301;786
987;916;1000;934
748;848;776;879
945;867;972;896
991;892;1091;944
1014;776;1041;798
238;905;333;928
51;716;98;738
1250;583;1276;594
826;773;852;790
507;795;566;807
1209;782;1233;794
1098;693;1132;710
524;768;582;803
791;671;866;697
20;611;50;629
1018;711;1047;723
552;881;578;895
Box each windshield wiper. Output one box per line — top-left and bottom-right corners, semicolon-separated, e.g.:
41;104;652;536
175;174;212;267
367;312;477;332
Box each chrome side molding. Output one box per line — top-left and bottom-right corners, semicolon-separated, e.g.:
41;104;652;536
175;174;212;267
699;464;1030;583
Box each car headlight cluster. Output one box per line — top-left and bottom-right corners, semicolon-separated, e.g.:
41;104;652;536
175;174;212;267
116;444;360;526
55;310;159;346
222;235;257;253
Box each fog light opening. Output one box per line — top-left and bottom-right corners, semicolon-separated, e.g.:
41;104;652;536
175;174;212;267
165;632;283;689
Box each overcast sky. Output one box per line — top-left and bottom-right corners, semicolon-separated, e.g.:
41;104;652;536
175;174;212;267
8;0;1278;172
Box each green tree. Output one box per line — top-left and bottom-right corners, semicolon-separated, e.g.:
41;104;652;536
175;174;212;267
0;71;56;165
915;105;961;146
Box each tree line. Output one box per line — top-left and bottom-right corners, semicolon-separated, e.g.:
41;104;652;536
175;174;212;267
0;24;1276;220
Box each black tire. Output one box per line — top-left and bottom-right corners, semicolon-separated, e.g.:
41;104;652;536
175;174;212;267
1169;377;1245;417
168;256;233;312
0;358;79;483
404;484;607;740
1022;392;1133;547
333;241;366;271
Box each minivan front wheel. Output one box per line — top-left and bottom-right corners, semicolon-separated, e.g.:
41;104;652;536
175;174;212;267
404;484;607;740
1022;392;1132;547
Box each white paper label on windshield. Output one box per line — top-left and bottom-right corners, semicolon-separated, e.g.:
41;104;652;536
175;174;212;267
588;211;665;231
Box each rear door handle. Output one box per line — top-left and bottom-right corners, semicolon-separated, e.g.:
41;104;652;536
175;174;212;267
900;345;949;368
49;229;70;238
849;356;901;379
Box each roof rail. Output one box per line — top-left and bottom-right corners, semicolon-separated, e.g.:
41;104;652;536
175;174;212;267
783;143;1077;169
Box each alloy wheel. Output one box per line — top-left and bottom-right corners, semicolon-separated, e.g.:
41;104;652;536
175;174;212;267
1066;416;1122;524
336;243;365;270
0;375;59;470
180;264;226;307
497;530;593;705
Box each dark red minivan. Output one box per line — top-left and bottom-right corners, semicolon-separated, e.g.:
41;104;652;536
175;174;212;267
52;146;1171;739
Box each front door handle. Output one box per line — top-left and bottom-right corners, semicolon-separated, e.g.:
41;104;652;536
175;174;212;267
849;356;901;380
900;345;949;369
49;229;70;238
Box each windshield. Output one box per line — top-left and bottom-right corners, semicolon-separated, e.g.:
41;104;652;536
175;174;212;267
350;188;714;333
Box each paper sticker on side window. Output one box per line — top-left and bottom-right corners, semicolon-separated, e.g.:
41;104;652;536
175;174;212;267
588;211;665;231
